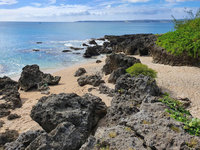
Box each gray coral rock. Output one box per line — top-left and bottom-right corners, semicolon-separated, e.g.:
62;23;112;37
102;53;141;75
18;65;61;91
77;74;105;87
74;68;87;77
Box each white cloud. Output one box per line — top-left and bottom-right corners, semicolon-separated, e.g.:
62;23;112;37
31;3;42;7
0;2;198;21
166;0;200;2
125;0;150;2
0;0;17;5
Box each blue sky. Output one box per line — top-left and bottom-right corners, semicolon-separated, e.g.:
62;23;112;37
0;0;199;21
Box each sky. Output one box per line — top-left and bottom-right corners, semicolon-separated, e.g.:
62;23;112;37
0;0;199;21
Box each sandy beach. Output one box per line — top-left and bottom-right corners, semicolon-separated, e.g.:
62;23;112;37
0;55;200;134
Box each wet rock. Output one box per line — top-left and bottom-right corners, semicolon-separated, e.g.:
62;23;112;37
83;46;101;58
31;93;107;133
74;68;87;77
18;65;61;91
62;50;72;53
89;39;97;45
99;84;115;97
102;53;141;75
151;45;200;67
0;120;4;128
0;130;19;148
7;114;21;120
73;52;81;55
82;43;89;47
108;67;126;84
96;60;102;63
77;74;105;87
4;130;44;150
69;47;84;50
32;49;40;52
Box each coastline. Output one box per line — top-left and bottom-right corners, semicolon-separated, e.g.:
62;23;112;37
1;54;200;134
0;55;113;134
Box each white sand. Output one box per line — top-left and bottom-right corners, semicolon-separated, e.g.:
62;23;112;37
0;55;200;134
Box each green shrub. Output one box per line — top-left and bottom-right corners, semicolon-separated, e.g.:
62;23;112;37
159;94;200;136
156;9;200;58
126;63;157;79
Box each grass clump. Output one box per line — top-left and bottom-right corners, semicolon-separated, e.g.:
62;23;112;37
108;131;117;138
159;94;200;136
126;63;157;79
156;9;200;58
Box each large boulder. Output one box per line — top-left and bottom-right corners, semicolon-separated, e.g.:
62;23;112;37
0;76;21;118
102;53;141;75
77;74;105;87
26;122;89;150
4;130;44;150
151;45;200;67
83;46;101;58
18;65;61;91
31;93;107;132
28;93;106;149
115;74;160;102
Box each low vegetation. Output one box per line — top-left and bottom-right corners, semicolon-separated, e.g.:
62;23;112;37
126;63;157;79
159;94;200;136
156;9;200;58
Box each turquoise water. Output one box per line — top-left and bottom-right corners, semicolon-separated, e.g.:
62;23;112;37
0;21;174;77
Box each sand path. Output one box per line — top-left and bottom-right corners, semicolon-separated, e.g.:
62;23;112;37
135;56;200;118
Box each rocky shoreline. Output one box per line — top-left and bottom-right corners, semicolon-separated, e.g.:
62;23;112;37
0;34;200;149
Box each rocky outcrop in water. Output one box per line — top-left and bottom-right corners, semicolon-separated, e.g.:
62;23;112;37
103;34;157;56
77;74;105;87
0;76;21;118
18;65;61;91
102;53;141;75
83;46;101;58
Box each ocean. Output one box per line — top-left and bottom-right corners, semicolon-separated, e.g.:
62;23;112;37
0;21;174;77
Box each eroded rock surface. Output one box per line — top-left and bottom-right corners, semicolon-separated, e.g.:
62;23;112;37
81;74;200;150
77;74;105;87
0;76;21;118
104;34;157;55
102;53;141;75
31;93;107;132
4;130;44;150
74;68;87;77
18;65;61;91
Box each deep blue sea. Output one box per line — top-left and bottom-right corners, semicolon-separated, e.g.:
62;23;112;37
0;21;174;77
